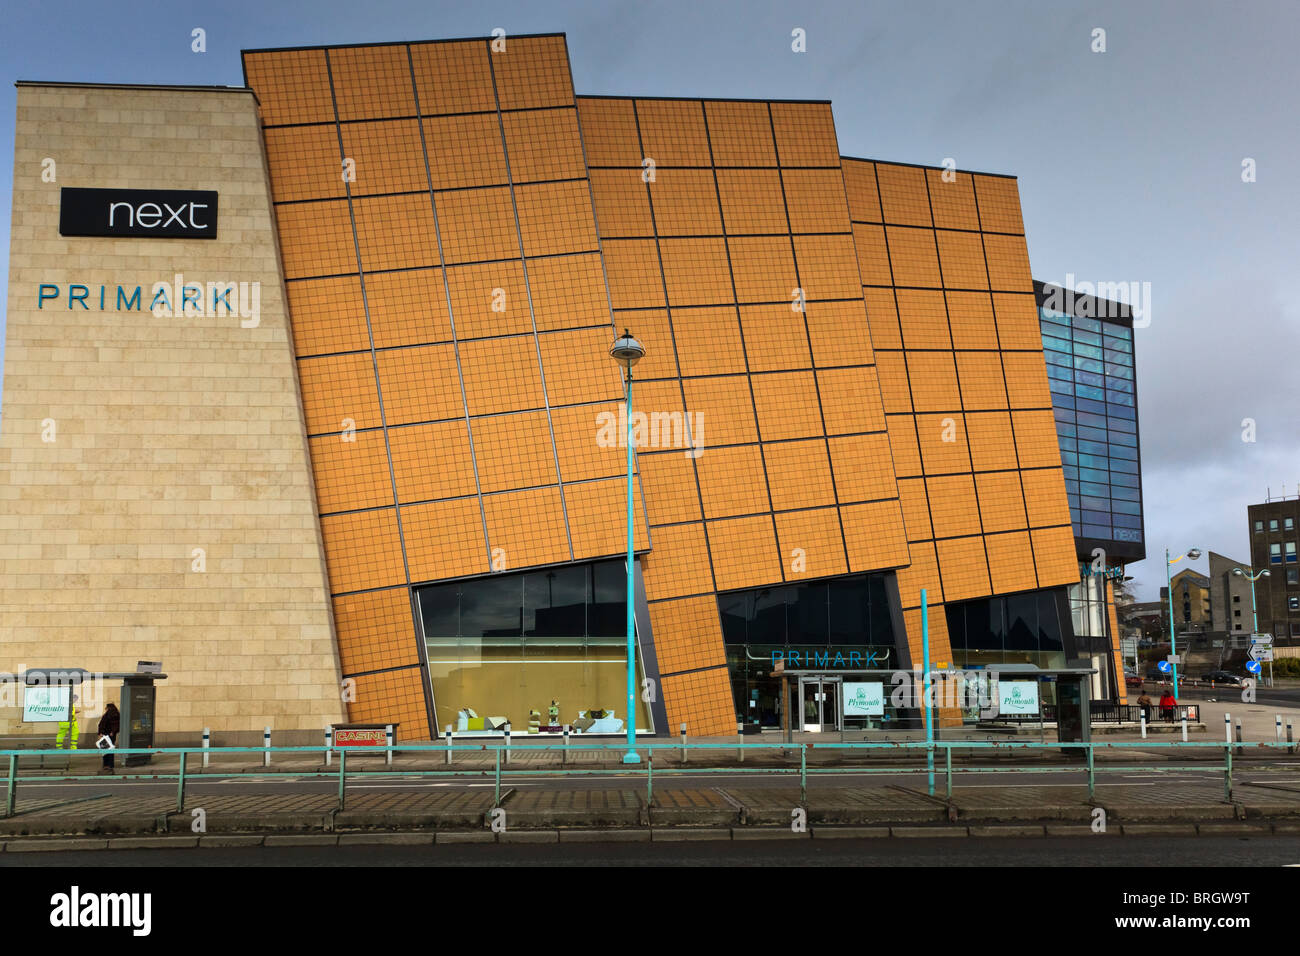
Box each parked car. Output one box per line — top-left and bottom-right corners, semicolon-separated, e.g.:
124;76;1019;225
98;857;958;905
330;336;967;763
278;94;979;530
1200;670;1242;685
1125;672;1143;688
1144;667;1183;683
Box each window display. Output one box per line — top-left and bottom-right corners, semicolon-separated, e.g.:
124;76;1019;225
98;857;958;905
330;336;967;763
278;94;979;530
418;560;653;735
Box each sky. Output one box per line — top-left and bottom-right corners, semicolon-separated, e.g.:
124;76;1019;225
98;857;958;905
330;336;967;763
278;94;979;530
1;0;1297;600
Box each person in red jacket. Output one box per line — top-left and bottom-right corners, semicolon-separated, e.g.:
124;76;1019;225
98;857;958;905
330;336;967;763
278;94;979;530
1159;691;1177;723
97;703;120;774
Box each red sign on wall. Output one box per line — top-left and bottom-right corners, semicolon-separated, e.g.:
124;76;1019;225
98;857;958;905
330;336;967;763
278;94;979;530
334;728;387;747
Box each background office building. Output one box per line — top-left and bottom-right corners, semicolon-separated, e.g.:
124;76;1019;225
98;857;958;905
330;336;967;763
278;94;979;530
1208;550;1255;636
1159;568;1212;632
1035;281;1145;703
1;34;1090;741
1248;495;1300;641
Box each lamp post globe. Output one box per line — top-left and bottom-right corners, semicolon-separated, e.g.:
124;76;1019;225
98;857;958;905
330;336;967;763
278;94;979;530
609;330;644;370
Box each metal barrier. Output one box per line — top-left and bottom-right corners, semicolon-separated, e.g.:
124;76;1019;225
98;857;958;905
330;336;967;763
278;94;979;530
3;737;1297;817
990;703;1198;725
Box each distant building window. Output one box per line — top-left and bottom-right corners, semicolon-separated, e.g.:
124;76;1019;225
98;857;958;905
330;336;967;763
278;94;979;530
1288;518;1296;531
1272;543;1282;565
1290;597;1300;612
1288;542;1297;563
1255;520;1265;533
1233;595;1241;603
1271;519;1280;531
1234;609;1241;617
1290;568;1299;585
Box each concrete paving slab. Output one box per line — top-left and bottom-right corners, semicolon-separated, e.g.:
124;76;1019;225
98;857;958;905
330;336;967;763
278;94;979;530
499;830;559;843
811;826;891;838
435;831;495;844
199;834;264;847
649;788;740;826
558;830;651;842
891;826;967;838
264;834;338;846
337;833;434;846
650;828;732;841
501;789;642;827
1195;823;1271;836
808;786;948;824
1121;824;1199;837
968;825;1047;838
1044;825;1100;837
107;836;199;850
730;828;810;839
1095;783;1236;821
7;838;109;852
943;785;1093;822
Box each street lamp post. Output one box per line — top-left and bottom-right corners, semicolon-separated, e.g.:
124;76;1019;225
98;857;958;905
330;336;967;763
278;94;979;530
1232;566;1272;686
610;330;645;765
1165;547;1202;701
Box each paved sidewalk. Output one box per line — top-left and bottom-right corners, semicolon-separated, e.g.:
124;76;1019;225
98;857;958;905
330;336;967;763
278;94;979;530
4;777;1300;842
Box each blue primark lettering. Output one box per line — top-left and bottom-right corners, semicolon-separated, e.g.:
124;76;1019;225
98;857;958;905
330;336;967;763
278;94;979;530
37;284;58;308
69;285;89;309
150;288;171;312
117;286;141;311
212;286;232;311
773;649;876;669
182;286;201;312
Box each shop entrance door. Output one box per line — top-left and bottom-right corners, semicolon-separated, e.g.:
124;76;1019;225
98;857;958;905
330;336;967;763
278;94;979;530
799;677;840;732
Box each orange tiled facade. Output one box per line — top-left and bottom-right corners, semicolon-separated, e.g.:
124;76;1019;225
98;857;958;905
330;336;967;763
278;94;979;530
241;34;1079;738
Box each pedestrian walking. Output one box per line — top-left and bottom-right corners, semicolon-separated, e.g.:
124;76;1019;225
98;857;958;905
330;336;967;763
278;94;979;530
97;702;120;774
55;693;80;749
1159;690;1176;723
1136;687;1152;723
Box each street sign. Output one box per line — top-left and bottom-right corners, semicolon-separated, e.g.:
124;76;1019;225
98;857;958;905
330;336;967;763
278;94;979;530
1158;660;1171;673
1249;645;1274;662
1251;633;1273;644
1246;660;1262;674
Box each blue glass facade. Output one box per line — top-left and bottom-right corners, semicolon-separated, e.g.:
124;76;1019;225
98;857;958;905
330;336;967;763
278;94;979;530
1037;295;1144;556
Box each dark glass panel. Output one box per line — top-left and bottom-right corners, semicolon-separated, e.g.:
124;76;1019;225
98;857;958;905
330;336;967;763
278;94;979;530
420;583;459;638
750;586;787;645
945;603;966;650
718;591;749;644
829;577;868;644
460;573;522;637
588;560;626;636
1005;593;1038;651
868;574;893;644
789;582;829;645
1037;591;1064;650
967;598;1003;651
524;564;586;637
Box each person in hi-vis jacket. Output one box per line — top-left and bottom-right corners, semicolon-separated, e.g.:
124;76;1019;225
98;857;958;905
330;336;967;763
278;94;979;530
55;694;79;749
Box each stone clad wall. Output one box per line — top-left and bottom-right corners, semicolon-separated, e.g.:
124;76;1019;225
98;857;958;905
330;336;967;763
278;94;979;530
0;84;345;742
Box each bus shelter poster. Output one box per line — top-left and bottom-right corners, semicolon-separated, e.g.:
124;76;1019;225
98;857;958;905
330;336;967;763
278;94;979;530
23;686;71;722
